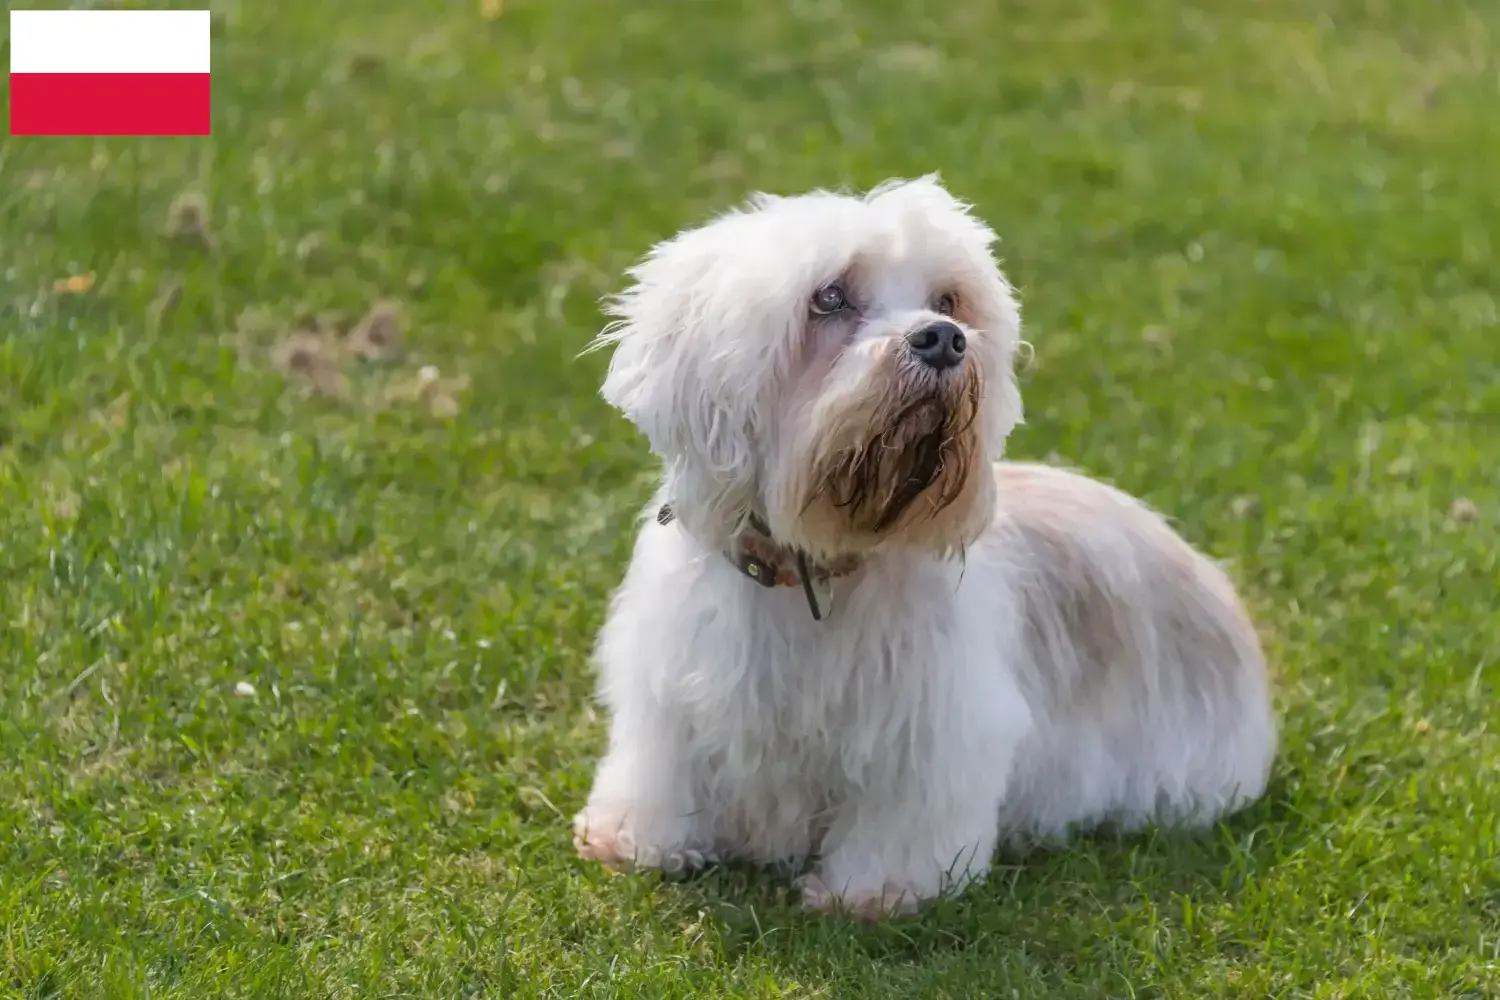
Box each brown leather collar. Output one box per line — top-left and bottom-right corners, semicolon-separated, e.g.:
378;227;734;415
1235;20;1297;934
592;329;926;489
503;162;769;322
655;504;859;621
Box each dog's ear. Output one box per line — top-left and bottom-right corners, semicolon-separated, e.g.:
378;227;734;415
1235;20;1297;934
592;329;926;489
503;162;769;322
587;223;760;541
967;262;1026;459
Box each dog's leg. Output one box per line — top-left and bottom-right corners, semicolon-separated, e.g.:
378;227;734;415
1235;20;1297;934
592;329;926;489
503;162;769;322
572;709;712;876
802;772;1006;920
801;670;1029;920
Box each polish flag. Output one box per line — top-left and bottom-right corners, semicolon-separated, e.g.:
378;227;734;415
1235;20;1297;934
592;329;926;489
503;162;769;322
9;9;211;136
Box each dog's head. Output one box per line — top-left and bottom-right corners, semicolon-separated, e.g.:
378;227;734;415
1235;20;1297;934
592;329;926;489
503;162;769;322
590;175;1024;561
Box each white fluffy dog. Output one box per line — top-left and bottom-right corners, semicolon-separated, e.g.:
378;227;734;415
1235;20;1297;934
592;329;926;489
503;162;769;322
572;175;1276;920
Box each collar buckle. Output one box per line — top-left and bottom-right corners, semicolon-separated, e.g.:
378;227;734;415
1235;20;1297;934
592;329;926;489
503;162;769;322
736;552;779;588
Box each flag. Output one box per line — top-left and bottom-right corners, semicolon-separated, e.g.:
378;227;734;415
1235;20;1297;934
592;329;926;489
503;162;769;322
9;9;211;136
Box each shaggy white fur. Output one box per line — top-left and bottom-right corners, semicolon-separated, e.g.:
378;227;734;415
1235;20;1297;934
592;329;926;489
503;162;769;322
573;175;1276;920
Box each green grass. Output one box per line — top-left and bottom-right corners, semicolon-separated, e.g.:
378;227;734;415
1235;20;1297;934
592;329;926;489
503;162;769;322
3;0;1498;995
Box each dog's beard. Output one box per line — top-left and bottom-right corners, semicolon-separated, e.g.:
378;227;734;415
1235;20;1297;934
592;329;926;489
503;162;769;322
812;373;980;534
779;351;990;557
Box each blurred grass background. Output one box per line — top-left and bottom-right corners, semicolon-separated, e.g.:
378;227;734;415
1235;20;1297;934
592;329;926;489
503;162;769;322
1;0;1497;996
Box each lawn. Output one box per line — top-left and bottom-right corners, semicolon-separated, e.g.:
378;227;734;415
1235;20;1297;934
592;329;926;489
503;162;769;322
2;0;1498;996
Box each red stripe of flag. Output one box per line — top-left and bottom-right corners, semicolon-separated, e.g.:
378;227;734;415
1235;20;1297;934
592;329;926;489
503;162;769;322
9;73;211;136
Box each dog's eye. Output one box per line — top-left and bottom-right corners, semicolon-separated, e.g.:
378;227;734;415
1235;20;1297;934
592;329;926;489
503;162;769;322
934;292;958;317
811;284;848;315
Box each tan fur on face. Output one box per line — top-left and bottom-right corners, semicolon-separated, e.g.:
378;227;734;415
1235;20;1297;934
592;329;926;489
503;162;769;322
771;342;995;560
810;367;981;533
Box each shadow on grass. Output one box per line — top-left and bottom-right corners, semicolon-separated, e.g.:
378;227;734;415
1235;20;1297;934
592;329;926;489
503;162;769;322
647;768;1307;987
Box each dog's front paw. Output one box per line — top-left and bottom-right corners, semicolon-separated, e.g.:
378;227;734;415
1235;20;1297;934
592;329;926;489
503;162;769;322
797;872;925;921
572;807;710;877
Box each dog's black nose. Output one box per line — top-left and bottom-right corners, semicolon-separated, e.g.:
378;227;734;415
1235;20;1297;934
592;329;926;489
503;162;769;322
907;321;966;370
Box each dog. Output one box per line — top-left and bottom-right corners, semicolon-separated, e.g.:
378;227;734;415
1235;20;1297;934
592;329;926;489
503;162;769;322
572;175;1276;920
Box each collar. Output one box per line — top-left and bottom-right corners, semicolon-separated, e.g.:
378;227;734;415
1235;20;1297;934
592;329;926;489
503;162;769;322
655;504;860;621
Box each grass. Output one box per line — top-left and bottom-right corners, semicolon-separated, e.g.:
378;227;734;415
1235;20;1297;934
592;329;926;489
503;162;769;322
2;0;1498;995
